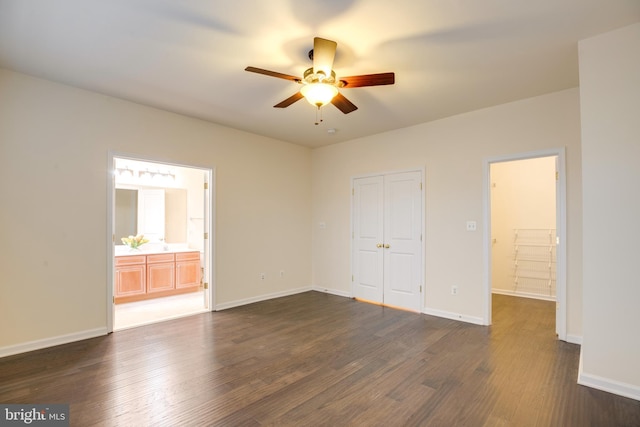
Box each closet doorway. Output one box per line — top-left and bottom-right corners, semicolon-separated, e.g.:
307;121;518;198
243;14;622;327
107;154;214;331
351;170;424;312
485;149;566;340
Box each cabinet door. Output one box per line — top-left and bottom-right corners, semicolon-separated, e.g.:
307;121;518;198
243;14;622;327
176;252;200;289
147;262;175;293
116;264;146;297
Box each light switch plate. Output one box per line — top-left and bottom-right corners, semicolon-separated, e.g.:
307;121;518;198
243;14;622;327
466;221;477;231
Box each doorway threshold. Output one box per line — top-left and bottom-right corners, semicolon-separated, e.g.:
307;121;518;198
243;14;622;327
114;292;206;330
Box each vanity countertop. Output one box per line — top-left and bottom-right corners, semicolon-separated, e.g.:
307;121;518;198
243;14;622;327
115;245;200;256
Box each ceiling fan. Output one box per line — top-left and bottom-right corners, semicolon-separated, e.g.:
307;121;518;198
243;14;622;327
245;37;395;117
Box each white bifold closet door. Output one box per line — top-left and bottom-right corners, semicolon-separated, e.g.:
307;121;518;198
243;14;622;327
352;171;423;312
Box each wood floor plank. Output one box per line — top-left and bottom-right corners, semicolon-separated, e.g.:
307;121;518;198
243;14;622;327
1;292;639;426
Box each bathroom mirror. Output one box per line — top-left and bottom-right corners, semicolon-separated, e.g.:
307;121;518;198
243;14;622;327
115;188;187;244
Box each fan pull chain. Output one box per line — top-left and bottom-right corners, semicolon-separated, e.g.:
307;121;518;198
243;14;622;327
315;105;324;125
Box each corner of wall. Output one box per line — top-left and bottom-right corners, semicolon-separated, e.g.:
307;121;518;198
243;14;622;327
578;349;640;401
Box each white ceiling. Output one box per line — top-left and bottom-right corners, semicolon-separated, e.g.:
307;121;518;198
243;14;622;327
1;1;638;148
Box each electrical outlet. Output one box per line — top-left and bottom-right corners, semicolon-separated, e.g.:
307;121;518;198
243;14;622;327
451;285;458;295
260;273;265;280
280;270;285;278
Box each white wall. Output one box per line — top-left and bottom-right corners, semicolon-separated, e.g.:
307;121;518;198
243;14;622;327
0;67;585;358
491;157;557;297
312;89;582;333
0;68;312;352
579;23;640;398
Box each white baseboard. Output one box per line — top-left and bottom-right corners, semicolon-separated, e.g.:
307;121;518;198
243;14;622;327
214;286;313;311
578;350;640;401
422;307;485;325
0;327;108;359
311;286;351;298
492;288;556;302
316;291;485;327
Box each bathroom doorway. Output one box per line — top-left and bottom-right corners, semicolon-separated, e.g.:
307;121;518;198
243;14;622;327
108;154;214;331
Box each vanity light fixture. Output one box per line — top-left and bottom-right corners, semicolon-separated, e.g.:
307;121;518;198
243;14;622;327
138;169;152;179
138;168;175;180
115;166;134;177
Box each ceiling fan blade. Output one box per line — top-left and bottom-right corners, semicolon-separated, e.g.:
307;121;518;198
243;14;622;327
331;92;358;114
274;92;304;108
313;37;337;78
245;66;301;82
339;72;395;88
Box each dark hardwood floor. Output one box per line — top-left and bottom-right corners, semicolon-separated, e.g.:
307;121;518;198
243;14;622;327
1;292;639;426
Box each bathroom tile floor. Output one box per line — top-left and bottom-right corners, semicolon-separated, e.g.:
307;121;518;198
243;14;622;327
114;291;207;330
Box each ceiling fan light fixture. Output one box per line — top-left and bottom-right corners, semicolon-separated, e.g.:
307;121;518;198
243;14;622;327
300;83;338;108
245;37;394;114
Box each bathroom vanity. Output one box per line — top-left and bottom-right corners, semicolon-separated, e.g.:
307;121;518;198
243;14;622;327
115;248;201;304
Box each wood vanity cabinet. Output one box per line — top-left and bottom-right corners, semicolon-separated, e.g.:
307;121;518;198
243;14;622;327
115;251;200;303
176;252;200;289
146;253;175;294
115;255;146;300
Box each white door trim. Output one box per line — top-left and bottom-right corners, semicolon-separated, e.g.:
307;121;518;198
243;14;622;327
203;168;215;311
482;148;567;340
350;167;426;313
107;151;215;333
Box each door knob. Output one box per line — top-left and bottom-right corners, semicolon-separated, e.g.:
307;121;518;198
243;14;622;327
376;243;383;248
384;244;390;249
